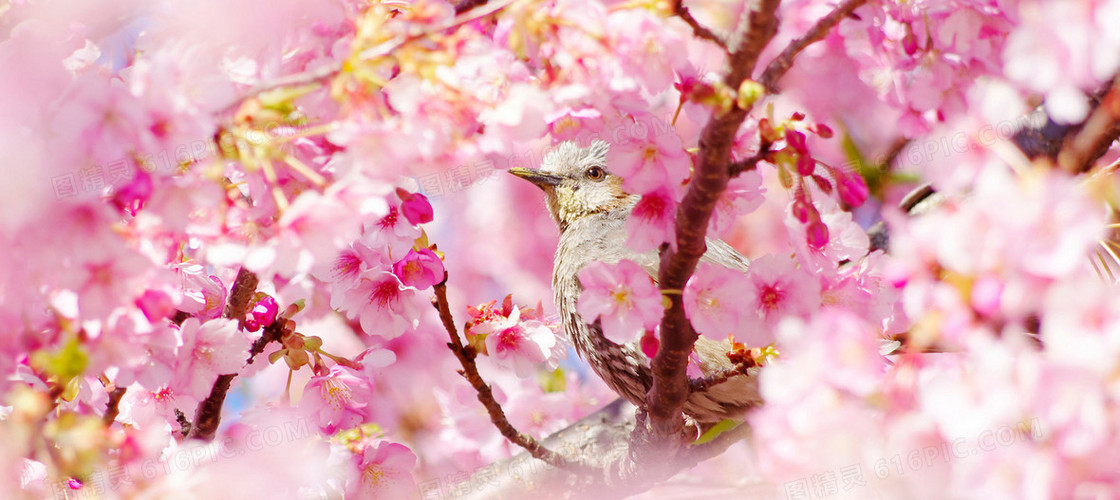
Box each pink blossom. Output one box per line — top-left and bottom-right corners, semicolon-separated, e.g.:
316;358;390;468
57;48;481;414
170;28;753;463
746;254;820;327
333;271;424;339
301;365;374;434
605;116;690;194
171;318;250;400
607;10;687;94
475;306;559;377
684;263;758;341
709;170;765;237
626;186;678;253
364;204;421;260
577;260;663;343
175;263;227;321
348;441;417;499
392;248;444;289
135;289;175;323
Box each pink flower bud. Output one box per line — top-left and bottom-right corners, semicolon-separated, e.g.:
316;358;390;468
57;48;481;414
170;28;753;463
785;129;808;154
807;221;830;250
641;330;659;359
797;154;816;176
811;173;833;193
902;29;918;56
112;171;153;216
811;123;833;138
397;189;434;225
837;171;870;207
791;198;813;223
251;296;279;326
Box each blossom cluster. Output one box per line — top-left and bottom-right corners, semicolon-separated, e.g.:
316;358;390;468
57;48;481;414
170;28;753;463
1;0;1119;498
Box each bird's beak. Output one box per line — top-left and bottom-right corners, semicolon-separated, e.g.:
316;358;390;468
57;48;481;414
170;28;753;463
508;167;563;189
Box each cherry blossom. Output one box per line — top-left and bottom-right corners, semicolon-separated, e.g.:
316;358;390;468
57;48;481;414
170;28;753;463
5;0;1120;497
333;271;424;340
301;365;374;434
171;318;249;400
476;306;559;377
683;263;757;341
348;441;418;499
745;254;821;328
577;260;664;344
392;248;445;290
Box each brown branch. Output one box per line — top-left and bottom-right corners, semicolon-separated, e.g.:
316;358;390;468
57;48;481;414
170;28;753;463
723;0;783;88
758;0;870;92
649;0;869;442
103;387;127;426
433;275;591;472
223;267;259;326
186;374;236;441
1058;75;1120;173
648;0;782;443
674;0;727;50
186;268;260;441
247;319;285;364
455;0;489;14
728;143;770;177
174;409;192;438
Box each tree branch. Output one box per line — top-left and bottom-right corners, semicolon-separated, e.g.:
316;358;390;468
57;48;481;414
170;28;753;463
223;267;259;327
455;0;489;14
433;275;591;472
185;374;235;441
674;0;726;50
758;0;870;92
649;0;868;443
1058;75;1120;173
187;267;261;441
689;361;753;393
728;143;770;177
103;387;127;426
648;0;782;443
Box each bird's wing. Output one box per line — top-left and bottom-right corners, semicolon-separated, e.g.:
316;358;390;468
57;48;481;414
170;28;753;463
636;237;750;282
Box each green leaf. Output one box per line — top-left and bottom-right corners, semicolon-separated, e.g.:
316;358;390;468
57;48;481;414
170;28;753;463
695;419;740;445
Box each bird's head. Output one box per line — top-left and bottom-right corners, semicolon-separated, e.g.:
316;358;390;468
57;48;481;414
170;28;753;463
508;140;636;230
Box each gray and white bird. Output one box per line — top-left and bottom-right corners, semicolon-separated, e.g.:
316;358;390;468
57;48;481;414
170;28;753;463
509;140;762;424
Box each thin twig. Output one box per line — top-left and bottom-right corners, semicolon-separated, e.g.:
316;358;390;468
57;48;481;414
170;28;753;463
1059;75;1120;173
356;0;517;60
217;0;519;115
728;143;770;177
433;275;591;472
758;0;870;92
673;0;726;50
688;362;753;393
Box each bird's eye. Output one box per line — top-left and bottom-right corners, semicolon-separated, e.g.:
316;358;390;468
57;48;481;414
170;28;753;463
585;166;606;181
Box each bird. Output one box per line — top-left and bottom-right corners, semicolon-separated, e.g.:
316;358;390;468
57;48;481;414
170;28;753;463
509;140;762;425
